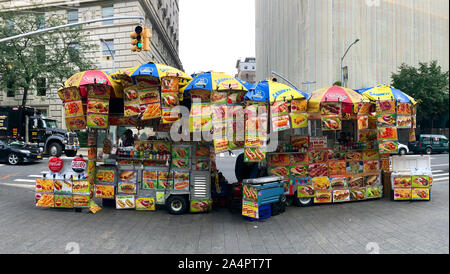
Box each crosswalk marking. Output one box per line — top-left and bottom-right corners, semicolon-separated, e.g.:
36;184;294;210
432;170;444;173
432;164;450;167
433;173;449;177
0;183;34;189
28;175;43;178
13;179;36;183
433;177;449;182
0;164;5;167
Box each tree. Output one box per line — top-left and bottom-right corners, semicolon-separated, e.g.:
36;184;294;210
0;7;96;106
391;61;449;129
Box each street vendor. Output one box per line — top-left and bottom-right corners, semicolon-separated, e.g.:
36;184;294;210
121;129;135;147
235;153;264;182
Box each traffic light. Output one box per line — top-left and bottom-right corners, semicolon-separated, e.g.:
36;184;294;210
130;26;143;52
142;27;152;51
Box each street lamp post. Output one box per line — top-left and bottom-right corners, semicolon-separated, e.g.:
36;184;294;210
340;39;360;87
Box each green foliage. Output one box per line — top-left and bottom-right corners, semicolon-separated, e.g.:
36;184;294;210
0;8;96;106
391;61;449;129
333;81;342;86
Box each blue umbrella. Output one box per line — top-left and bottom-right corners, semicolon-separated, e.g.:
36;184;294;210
244;80;310;102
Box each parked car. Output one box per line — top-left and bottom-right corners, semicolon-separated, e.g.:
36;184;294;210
0;140;43;165
408;134;449;155
398;143;409;155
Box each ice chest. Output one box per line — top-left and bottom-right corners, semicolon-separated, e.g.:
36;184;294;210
243;176;284;206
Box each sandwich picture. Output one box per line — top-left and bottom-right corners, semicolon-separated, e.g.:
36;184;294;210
333;190;350;202
139;89;160;105
124;87;139;101
119;171;136;181
73;195;89;206
314;191;332;203
214;138;228;152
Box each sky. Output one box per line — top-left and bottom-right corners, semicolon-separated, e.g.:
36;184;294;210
179;0;255;76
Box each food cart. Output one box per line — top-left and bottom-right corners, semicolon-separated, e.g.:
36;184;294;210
35;61;429;218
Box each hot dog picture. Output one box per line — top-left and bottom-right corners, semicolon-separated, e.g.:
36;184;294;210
377;113;396;126
298;185;315;198
269;166;290;177
87;114;108;128
271;115;290;131
320;102;341;115
290;113;308;128
362;150;379;161
135;197;156;210
171;158;189;169
290;165;308;176
190;200;211;212
291;136;309;149
379;140;398;153
308;163;328;177
411;176;430;188
245;148;266;162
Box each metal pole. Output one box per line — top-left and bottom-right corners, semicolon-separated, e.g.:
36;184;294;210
270;71;300;90
302;81;316;93
340;39;360;86
0;16;144;43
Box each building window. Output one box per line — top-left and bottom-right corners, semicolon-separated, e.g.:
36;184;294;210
310;120;322;137
246;74;249;80
6;80;14;97
68;9;78;24
34;45;45;63
36;78;46;96
68;43;79;62
244;66;248;70
102;39;115;60
102;6;114;25
36;14;45;29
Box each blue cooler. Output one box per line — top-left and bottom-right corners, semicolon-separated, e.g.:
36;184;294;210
243;176;285;206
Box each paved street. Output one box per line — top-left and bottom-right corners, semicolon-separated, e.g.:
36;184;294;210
0;153;448;254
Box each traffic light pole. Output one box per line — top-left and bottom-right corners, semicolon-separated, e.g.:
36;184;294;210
0;16;144;44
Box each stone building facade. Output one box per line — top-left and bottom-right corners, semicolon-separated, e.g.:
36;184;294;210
0;0;182;128
255;0;449;91
235;57;256;83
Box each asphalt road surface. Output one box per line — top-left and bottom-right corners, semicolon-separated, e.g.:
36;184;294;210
0;153;448;254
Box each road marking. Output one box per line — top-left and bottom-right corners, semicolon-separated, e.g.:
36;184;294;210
432;164;449;167
432;170;444;173
13;179;36;183
28;175;44;178
0;164;5;167
433;173;449;177
433;177;449;182
0;183;34;189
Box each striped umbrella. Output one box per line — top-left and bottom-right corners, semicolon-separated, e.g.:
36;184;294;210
307;86;370;113
355;85;417;104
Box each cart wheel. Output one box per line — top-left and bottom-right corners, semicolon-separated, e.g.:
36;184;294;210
166;195;188;215
279;195;287;213
298;198;314;207
292;193;301;207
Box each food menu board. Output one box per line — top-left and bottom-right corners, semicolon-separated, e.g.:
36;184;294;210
271;144;382;204
391;174;431;201
161;76;180;124
244;102;268;162
35;175;92;209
